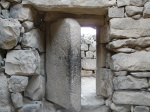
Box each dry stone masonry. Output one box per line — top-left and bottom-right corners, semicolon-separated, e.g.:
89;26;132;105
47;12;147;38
81;33;96;77
0;0;150;112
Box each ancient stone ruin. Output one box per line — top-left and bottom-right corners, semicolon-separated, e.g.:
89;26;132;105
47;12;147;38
1;0;150;112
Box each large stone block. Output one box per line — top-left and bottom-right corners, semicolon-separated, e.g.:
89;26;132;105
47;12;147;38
46;18;81;112
82;59;96;70
107;37;150;50
9;4;37;22
111;51;150;71
125;6;143;17
8;76;28;92
113;91;150;106
117;0;147;7
11;92;23;108
130;0;147;7
131;72;150;77
0;75;10;107
113;76;148;90
21;29;45;53
117;0;130;7
134;106;149;112
144;2;150;18
22;0;115;15
108;7;124;18
97;44;107;68
0;19;21;49
110;103;131;112
24;75;45;101
5;50;40;75
96;68;113;98
110;18;150;39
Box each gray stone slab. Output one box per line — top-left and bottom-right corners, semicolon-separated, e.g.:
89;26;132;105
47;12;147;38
22;0;112;15
113;91;150;106
113;76;148;90
110;18;150;39
96;68;113;98
111;51;150;71
46;18;81;112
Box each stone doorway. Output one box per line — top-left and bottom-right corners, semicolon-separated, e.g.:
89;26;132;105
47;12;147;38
45;14;109;112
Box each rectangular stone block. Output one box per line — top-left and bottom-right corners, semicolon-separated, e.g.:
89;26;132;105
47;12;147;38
96;68;113;98
46;18;81;112
97;25;110;43
81;70;93;77
111;51;150;71
108;7;124;18
81;59;96;70
113;76;148;90
97;44;107;68
5;50;40;76
113;91;150;106
23;0;108;15
110;18;150;39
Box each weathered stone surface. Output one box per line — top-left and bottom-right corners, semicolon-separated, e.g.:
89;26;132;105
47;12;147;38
81;105;111;112
21;29;45;52
125;6;143;16
96;68;113;98
114;71;127;76
110;18;150;38
81;70;93;77
113;91;150;106
86;51;94;58
97;44;107;68
0;18;21;49
22;21;34;32
111;51;150;71
0;106;11;112
8;76;28;92
9;4;36;22
89;42;96;51
114;48;136;53
81;44;88;51
117;0;130;7
143;2;150;18
22;0;114;15
5;50;40;76
131;72;150;77
132;14;141;20
24;75;45;101
108;7;124;18
130;0;147;7
2;10;9;19
43;101;57;112
98;24;110;43
11;92;23;108
0;75;10;106
46;18;81;112
0;0;10;9
107;37;150;50
134;106;149;112
82;59;96;70
110;103;131;112
18;102;43;112
113;76;148;90
81;51;85;58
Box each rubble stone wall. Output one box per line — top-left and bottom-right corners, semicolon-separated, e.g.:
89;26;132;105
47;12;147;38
81;33;96;77
1;0;150;112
